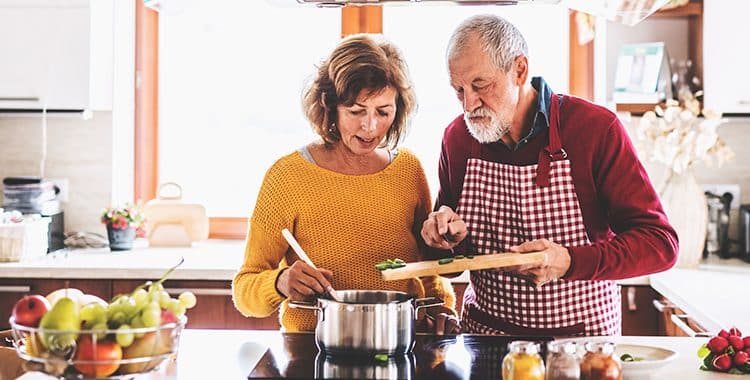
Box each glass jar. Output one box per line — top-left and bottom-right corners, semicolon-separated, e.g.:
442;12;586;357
546;341;580;380
501;341;545;380
580;341;622;380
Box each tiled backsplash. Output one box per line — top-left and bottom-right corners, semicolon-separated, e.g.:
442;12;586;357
0;112;113;235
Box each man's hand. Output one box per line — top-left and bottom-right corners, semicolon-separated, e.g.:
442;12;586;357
421;206;468;250
276;260;334;301
507;239;570;288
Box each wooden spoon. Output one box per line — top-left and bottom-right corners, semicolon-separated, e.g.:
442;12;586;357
281;228;343;302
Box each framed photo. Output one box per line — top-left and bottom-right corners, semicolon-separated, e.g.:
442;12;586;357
613;42;672;104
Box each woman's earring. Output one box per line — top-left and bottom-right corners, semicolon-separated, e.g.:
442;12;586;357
328;122;337;136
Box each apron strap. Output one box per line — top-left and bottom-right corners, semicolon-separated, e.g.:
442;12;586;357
535;93;566;187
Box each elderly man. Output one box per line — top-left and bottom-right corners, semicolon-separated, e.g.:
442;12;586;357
421;14;678;336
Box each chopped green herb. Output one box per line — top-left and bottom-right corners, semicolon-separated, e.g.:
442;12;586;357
393;258;405;264
374;354;389;362
375;263;390;271
620;353;644;362
438;258;454;265
454;255;465;259
466;255;475;259
391;262;406;269
375;258;407;271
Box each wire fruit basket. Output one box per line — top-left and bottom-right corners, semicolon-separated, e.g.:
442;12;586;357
9;316;186;379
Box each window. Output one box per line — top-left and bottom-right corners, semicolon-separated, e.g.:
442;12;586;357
156;3;569;229
158;1;340;217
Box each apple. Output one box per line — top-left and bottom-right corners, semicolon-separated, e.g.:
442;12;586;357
73;336;123;378
12;295;51;327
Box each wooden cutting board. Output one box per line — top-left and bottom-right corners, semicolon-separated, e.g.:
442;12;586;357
380;252;547;281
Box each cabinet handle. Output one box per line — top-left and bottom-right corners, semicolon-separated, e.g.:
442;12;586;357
0;285;31;293
626;286;637;311
652;299;676;312
0;97;40;102
164;288;232;296
671;314;711;337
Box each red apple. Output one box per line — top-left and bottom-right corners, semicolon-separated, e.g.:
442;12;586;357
12;295;51;327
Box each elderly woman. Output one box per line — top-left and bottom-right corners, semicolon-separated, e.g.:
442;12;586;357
232;34;457;333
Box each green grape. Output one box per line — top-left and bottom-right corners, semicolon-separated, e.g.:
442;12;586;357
130;315;146;339
80;303;107;328
141;305;162;327
158;291;171;309
178;291;197;309
91;321;108;340
116;324;135;347
132;288;149;307
149;282;165;293
166;298;186;317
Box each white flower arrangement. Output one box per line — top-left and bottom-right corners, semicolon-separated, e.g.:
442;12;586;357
635;91;735;175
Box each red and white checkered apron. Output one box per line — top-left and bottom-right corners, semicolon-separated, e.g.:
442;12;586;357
459;94;620;336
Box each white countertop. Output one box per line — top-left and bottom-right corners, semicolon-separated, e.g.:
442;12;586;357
0;240;246;280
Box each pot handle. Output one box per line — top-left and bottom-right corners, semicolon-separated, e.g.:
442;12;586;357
288;300;323;312
414;297;444;318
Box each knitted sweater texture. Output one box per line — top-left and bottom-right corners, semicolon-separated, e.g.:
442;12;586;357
232;148;455;331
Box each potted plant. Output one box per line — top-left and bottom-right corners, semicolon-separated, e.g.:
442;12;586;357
100;203;146;251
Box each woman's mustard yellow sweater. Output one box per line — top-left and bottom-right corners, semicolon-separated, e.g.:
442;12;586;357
232;148;455;331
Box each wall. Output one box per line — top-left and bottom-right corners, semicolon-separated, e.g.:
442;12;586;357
0;112;113;235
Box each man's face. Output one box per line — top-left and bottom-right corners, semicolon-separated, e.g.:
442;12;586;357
448;39;520;144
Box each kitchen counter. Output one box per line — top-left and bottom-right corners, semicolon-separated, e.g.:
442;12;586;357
2;241;749;335
157;330;724;379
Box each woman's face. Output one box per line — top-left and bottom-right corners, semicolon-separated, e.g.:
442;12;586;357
335;87;397;155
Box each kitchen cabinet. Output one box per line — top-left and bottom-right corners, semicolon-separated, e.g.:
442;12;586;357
0;0;113;111
654;296;711;337
702;0;750;114
621;285;662;336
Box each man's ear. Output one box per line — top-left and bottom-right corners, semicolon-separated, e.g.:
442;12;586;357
513;55;529;85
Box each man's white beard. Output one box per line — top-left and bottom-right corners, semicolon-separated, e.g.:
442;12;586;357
463;107;510;144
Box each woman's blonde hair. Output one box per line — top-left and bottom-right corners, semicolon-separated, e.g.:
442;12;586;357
302;34;416;150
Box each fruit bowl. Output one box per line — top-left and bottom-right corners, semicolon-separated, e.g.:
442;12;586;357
9;316;186;379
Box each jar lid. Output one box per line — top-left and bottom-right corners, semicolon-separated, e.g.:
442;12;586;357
584;341;616;355
548;341;577;354
508;341;540;354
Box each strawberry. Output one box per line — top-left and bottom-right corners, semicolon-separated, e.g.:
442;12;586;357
729;335;745;351
734;351;749;367
719;329;730;339
730;327;743;337
743;336;750;348
713;353;733;372
707;336;730;353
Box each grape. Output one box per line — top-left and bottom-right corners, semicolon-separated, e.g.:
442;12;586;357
158;291;171;309
149;282;164;293
80;303;107;328
141;305;162;327
116;325;134;347
132;288;149;307
91;322;108;340
178;291;197;309
166;298;186;317
130;315;145;339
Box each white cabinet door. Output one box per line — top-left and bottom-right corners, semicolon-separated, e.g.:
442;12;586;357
0;2;90;110
703;0;750;114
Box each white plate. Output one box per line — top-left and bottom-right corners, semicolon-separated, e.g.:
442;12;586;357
614;344;678;379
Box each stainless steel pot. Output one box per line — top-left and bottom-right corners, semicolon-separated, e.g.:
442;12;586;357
289;290;443;355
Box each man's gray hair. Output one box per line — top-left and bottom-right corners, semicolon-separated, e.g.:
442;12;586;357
447;14;528;72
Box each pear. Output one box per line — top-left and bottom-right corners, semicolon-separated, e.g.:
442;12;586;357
46;288;84;307
38;297;80;352
119;329;175;374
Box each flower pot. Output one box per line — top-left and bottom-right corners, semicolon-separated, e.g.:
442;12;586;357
106;225;135;251
658;170;707;268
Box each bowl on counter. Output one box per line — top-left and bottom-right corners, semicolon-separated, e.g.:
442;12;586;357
614;343;678;379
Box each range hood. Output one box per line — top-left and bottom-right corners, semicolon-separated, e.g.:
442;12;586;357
271;0;672;25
